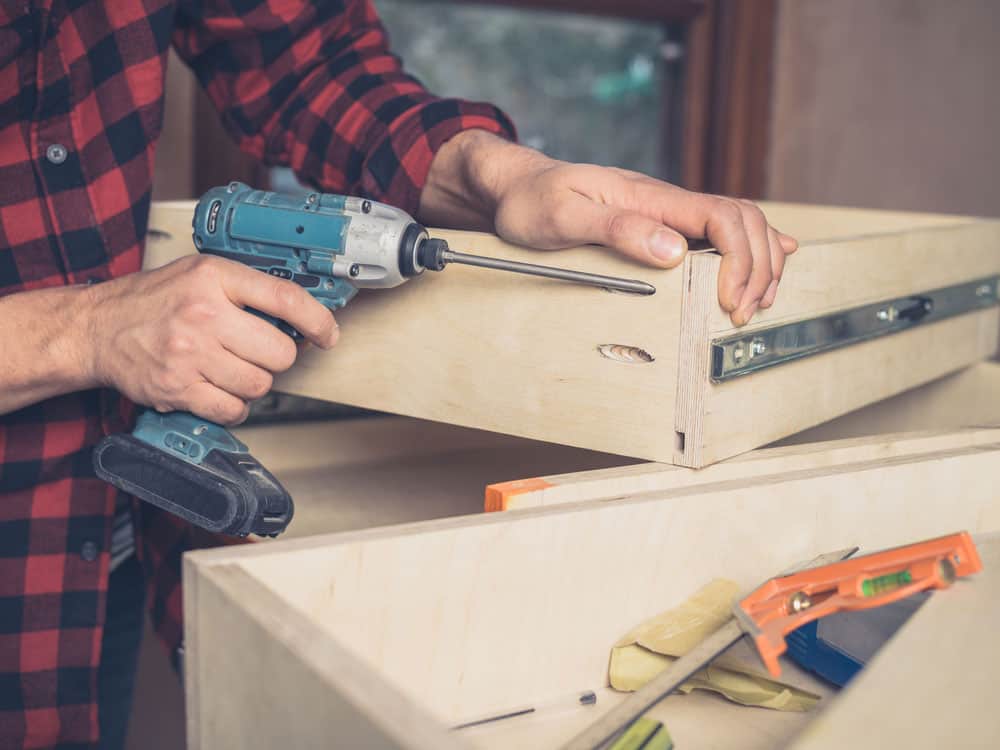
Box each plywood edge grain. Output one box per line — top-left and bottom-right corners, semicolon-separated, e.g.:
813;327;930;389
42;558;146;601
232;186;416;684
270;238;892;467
181;554;203;749
488;427;1000;511
673;253;716;466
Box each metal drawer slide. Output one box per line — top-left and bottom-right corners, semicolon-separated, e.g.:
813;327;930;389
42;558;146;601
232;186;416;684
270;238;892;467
711;276;999;382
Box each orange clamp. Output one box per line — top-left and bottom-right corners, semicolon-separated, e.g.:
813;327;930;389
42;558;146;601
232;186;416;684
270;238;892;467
737;531;983;677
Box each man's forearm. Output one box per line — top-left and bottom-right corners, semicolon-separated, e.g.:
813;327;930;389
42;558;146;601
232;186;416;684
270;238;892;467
417;130;554;231
0;285;98;414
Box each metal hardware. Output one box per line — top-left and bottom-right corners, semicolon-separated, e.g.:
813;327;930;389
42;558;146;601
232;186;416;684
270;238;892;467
46;143;68;164
711;276;999;382
789;591;812;613
437;249;656;296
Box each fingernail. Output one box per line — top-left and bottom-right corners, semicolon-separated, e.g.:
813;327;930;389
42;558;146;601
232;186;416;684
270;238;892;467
648;231;686;264
722;286;745;313
735;301;758;326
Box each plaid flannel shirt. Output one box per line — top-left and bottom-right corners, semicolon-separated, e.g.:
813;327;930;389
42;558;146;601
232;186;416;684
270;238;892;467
0;1;515;746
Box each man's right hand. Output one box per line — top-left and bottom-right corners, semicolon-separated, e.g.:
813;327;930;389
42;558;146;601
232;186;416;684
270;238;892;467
84;255;339;425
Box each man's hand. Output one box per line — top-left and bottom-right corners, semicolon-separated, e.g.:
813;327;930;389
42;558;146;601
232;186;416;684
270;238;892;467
420;130;798;326
83;256;339;424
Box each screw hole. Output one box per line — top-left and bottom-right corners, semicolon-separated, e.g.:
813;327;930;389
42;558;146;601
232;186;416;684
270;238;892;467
597;344;655;364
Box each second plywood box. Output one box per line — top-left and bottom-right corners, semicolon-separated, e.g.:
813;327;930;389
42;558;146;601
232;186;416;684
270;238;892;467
146;201;1000;467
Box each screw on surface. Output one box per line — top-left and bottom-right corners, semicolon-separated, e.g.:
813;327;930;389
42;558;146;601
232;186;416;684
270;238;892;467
876;306;898;322
789;591;812;613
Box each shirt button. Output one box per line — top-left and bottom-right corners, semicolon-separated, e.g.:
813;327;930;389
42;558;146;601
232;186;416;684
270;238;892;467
80;541;99;562
46;143;68;164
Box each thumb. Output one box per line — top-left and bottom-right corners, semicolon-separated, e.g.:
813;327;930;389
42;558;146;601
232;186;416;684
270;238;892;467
587;205;688;269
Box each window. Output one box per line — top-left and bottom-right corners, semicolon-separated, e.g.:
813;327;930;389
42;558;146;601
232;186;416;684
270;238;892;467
374;1;683;179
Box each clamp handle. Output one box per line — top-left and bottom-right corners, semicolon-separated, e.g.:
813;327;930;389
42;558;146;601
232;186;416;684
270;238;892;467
737;531;982;677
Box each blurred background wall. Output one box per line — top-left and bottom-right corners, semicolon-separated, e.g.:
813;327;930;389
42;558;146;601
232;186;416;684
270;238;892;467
768;0;1000;217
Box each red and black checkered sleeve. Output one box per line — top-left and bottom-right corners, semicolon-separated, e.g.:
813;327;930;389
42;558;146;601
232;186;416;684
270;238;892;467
172;0;517;214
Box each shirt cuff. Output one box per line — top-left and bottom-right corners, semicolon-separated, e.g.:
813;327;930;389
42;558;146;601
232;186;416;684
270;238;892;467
360;98;517;216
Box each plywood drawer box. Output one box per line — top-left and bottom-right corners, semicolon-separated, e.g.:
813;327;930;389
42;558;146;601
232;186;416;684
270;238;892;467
233;362;1000;533
184;423;1000;749
148;202;1000;467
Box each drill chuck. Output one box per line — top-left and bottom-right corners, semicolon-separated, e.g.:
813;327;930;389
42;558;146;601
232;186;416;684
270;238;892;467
398;223;444;277
416;238;451;272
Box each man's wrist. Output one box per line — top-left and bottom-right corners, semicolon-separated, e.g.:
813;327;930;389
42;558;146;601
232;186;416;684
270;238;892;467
419;129;556;231
44;284;101;392
0;284;102;414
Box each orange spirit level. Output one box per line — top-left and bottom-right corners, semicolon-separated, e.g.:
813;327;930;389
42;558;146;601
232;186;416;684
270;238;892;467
735;531;982;677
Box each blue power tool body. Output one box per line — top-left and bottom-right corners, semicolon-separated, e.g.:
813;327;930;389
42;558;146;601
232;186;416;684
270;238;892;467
93;182;445;537
92;182;655;537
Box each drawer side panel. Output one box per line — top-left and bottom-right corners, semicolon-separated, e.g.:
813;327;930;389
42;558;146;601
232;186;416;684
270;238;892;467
677;219;1000;467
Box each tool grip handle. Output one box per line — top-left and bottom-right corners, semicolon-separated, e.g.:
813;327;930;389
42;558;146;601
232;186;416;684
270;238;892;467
247;307;303;341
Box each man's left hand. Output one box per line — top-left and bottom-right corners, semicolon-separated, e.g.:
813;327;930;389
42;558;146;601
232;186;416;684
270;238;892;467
419;130;798;327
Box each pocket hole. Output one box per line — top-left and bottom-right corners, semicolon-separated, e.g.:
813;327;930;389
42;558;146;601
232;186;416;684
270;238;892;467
597;344;655;364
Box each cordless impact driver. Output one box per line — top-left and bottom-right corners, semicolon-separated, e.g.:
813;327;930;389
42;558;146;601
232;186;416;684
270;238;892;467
92;182;654;537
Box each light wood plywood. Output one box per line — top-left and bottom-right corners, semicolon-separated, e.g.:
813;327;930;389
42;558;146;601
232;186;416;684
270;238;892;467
185;428;1000;749
185;564;459;750
488;428;1000;513
777;361;1000;446
147;201;681;460
148;202;1000;466
490;364;1000;512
